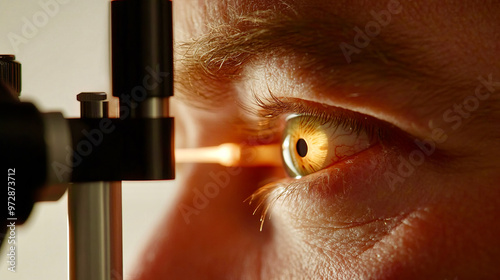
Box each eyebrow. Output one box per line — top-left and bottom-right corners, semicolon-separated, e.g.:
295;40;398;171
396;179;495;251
174;5;494;120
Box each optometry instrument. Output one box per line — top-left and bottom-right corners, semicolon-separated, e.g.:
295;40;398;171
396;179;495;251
0;1;283;279
1;1;174;279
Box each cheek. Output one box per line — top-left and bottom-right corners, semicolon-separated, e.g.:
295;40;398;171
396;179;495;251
264;142;500;278
371;173;500;278
256;146;433;273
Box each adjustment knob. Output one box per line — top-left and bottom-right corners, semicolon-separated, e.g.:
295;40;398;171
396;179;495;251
0;55;21;95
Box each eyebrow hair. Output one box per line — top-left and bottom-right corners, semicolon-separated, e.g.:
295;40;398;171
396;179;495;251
174;3;500;123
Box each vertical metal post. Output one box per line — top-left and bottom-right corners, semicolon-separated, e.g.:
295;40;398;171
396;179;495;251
68;92;123;280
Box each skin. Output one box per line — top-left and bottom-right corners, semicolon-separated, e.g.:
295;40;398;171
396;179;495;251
136;0;500;279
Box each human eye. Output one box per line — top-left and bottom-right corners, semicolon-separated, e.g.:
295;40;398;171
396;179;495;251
282;113;375;178
248;95;388;179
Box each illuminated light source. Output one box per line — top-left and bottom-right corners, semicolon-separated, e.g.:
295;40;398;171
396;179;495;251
176;143;281;167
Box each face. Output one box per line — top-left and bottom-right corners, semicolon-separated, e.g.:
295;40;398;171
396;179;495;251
136;0;500;279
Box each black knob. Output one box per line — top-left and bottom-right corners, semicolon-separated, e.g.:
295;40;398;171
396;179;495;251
0;55;22;95
77;92;109;118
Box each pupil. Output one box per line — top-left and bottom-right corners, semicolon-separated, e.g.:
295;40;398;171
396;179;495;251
296;138;308;157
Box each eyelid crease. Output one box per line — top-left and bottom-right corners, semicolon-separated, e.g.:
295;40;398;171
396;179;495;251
239;90;387;143
244;92;459;171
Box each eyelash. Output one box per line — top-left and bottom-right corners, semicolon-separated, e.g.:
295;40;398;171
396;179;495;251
243;92;390;230
244;92;386;144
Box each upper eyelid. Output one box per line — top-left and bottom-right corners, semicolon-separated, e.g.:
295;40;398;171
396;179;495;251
239;93;443;169
245;92;386;136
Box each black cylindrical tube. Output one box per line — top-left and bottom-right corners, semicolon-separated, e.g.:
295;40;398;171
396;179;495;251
0;102;47;228
111;0;173;108
110;0;175;180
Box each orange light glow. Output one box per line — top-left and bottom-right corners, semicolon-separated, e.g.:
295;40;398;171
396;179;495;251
176;143;281;167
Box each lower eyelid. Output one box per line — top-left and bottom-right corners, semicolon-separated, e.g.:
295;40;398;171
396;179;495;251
248;142;396;230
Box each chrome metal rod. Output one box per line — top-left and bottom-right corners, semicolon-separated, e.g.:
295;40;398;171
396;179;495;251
68;92;123;280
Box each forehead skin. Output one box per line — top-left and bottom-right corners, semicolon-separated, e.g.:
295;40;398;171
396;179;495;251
176;0;499;77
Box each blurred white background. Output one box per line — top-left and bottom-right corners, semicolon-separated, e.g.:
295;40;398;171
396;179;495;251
0;0;180;279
